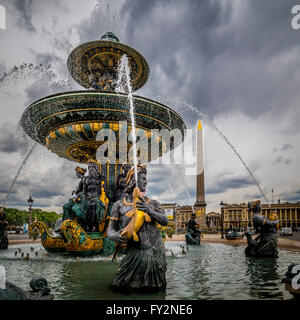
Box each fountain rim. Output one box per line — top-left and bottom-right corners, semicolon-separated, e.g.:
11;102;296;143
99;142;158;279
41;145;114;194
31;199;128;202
24;90;186;125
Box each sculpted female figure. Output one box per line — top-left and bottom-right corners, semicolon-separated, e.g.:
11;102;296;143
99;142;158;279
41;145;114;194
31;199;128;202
245;200;280;257
107;165;168;291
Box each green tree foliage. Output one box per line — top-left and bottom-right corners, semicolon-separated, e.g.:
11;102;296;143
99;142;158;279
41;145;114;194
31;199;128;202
3;207;61;227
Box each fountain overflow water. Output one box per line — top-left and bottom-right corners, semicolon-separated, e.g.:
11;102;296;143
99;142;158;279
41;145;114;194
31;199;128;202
116;55;138;183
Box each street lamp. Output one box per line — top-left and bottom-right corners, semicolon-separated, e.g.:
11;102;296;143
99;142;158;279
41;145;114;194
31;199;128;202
220;201;224;239
27;195;34;225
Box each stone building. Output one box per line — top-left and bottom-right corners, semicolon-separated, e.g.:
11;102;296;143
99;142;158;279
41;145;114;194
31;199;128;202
261;200;300;229
161;204;206;234
206;212;221;230
220;200;300;231
161;203;176;222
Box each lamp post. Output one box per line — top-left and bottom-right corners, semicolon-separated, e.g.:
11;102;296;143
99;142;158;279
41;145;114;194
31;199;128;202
220;201;224;239
27;195;33;226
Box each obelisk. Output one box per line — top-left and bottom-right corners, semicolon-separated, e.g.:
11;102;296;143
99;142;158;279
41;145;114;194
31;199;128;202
194;120;207;231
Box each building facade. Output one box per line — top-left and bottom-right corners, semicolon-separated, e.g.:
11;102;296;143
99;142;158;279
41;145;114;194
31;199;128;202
161;204;206;233
220;201;300;231
206;212;221;230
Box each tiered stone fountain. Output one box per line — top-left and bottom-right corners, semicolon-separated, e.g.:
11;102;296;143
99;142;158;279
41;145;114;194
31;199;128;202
20;32;186;255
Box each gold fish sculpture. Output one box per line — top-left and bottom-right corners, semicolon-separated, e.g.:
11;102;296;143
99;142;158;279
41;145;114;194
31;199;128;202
121;187;151;242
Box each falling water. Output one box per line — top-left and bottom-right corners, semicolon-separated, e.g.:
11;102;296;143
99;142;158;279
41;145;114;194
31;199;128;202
94;1;122;35
158;96;270;207
1;143;37;210
116;55;138;183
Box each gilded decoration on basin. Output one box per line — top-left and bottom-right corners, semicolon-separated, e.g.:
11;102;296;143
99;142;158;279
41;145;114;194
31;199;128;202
60;220;104;252
29;221;65;249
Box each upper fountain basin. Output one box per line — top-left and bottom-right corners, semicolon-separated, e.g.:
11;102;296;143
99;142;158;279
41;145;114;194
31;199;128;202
67;34;149;92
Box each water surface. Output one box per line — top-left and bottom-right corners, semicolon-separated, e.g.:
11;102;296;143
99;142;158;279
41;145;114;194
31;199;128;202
0;241;299;300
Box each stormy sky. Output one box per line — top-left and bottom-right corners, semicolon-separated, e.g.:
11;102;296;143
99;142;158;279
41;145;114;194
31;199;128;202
0;0;300;213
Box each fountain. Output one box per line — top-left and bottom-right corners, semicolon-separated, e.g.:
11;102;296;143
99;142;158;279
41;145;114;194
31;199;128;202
20;32;186;256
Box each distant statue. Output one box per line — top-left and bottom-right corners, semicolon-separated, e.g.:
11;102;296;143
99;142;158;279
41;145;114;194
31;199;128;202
225;227;244;240
245;200;279;257
107;165;168;291
0;210;8;250
185;213;202;245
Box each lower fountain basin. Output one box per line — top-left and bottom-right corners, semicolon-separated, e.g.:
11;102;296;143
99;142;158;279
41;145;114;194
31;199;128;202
21;91;186;164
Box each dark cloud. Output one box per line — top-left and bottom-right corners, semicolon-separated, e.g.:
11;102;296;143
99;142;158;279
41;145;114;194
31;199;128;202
206;175;254;194
280;189;300;202
118;0;300;124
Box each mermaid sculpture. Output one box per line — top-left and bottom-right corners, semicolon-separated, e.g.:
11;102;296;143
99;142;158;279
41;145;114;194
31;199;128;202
107;165;168;291
245;200;280;258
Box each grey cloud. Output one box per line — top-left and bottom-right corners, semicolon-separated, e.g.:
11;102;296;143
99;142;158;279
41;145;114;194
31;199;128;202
281;143;294;151
280;189;300;202
206;175;254;195
77;0;123;43
284;158;292;165
272;156;292;165
273;156;283;165
0;122;19;153
118;0;300;124
12;0;36;32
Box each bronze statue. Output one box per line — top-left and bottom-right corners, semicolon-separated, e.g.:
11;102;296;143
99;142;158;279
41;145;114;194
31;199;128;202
245;200;279;257
62;160;106;232
62;166;87;222
107;165;168;291
81;160;106;232
185;213;202;245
